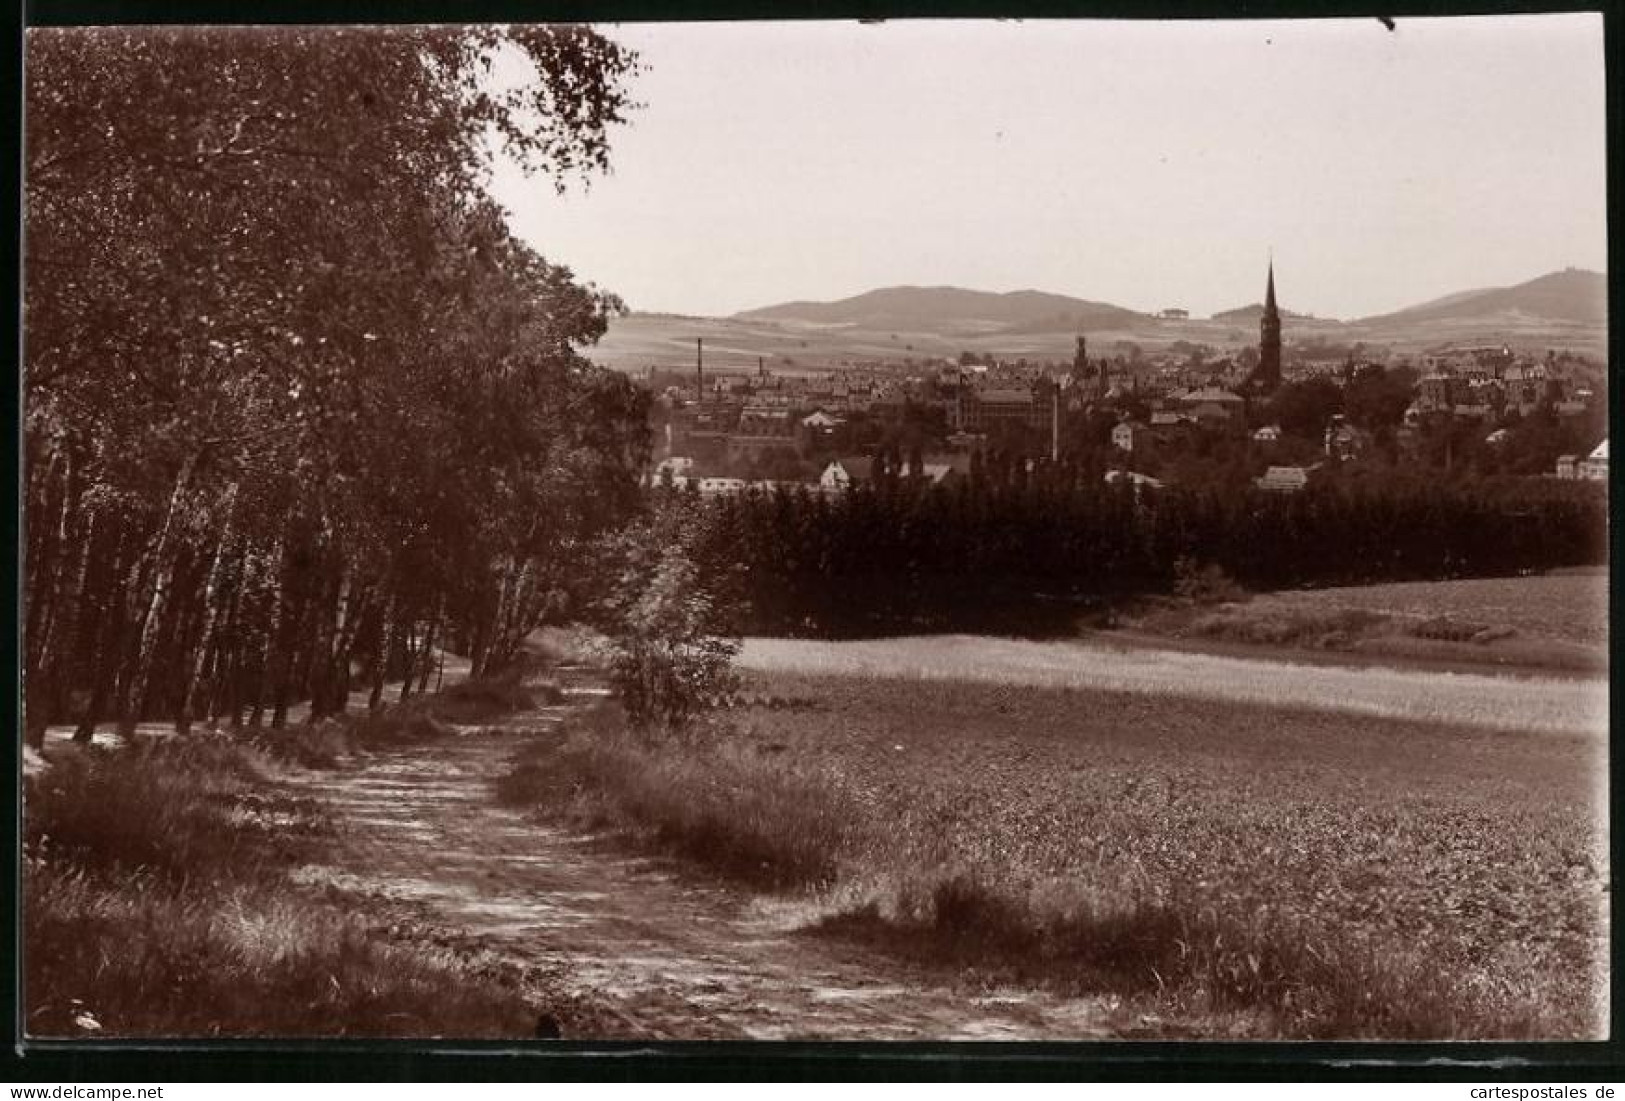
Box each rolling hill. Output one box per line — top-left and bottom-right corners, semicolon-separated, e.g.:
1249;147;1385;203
1209;303;1319;324
589;270;1607;371
736;285;1146;334
1357;268;1605;326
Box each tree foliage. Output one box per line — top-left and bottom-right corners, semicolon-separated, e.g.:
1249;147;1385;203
24;26;645;743
692;472;1606;636
599;496;741;732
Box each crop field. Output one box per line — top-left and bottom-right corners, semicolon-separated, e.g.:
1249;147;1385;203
705;643;1609;1037
737;636;1607;735
1269;570;1609;647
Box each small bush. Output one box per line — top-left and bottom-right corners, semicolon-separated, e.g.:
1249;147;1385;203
252;720;354;769
428;674;554;723
600;502;740;730
1173;558;1248;606
1189;607;1389;649
1409;616;1491;643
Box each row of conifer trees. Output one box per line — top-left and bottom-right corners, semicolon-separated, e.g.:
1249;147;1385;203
690;473;1607;635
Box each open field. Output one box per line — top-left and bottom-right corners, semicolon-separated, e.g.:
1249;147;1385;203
731;659;1606;1036
1119;569;1609;675
505;630;1608;1038
1269;569;1609;647
736;635;1607;735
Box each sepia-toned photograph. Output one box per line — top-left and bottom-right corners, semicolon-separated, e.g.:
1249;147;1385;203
19;15;1609;1045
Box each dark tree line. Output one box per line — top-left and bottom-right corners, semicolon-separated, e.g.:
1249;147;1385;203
688;471;1607;636
24;27;648;744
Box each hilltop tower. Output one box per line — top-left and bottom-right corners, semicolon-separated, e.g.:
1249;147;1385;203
1255;261;1283;392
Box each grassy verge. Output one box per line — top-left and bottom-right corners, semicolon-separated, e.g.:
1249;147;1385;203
496;708;857;889
25;676;565;1039
498;680;1605;1040
251;671;562;769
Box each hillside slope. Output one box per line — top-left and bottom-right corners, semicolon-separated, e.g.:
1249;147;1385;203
737;285;1145;333
1359;268;1605;325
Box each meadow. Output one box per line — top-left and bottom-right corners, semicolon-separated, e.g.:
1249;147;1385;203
1267;569;1609;646
504;638;1608;1039
1120;569;1609;675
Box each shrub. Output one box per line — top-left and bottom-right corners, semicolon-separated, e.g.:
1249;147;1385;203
1173;557;1248;606
600;501;740;731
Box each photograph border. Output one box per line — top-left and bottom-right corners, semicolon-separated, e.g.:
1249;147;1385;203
5;0;1621;1080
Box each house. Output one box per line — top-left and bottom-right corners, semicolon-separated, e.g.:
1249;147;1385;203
820;457;875;491
652;456;695;484
1417;373;1464;411
1111;420;1151;453
1556;454;1579;479
1252;425;1282;444
1255;465;1316;493
1104;470;1163;489
1158;307;1190;320
1484;428;1512;447
955;387;1042;431
1323;415;1372;461
1579;439;1608;481
696;476;749;496
798;409;847;453
902;453;973;486
1178;386;1246;426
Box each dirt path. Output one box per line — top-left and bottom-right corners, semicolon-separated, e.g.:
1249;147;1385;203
285;695;1120;1041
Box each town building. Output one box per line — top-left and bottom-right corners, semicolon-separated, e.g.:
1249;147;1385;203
1254;465;1317;493
1112;420;1152;453
1579;439;1608;481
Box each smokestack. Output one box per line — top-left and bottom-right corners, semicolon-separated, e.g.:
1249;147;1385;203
696;338;704;402
1051;385;1060;463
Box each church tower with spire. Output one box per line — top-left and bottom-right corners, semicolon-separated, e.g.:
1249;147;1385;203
1255;260;1283;393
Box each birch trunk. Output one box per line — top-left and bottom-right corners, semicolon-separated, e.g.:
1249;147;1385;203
178;488;238;732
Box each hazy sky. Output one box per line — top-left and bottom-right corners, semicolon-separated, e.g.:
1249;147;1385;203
490;15;1607;321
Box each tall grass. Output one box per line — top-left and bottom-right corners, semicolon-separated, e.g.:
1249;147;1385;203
24;697;550;1038
498;701;1601;1039
247;670;560;769
26;862;536;1037
497;707;856;889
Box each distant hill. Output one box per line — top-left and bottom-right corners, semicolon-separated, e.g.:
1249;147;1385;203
736;285;1146;334
592;269;1608;372
1358;268;1606;325
1209;303;1321;324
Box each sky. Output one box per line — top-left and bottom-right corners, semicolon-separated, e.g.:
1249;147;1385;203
489;15;1607;322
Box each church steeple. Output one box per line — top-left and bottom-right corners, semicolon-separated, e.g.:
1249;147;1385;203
1255;258;1283;392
